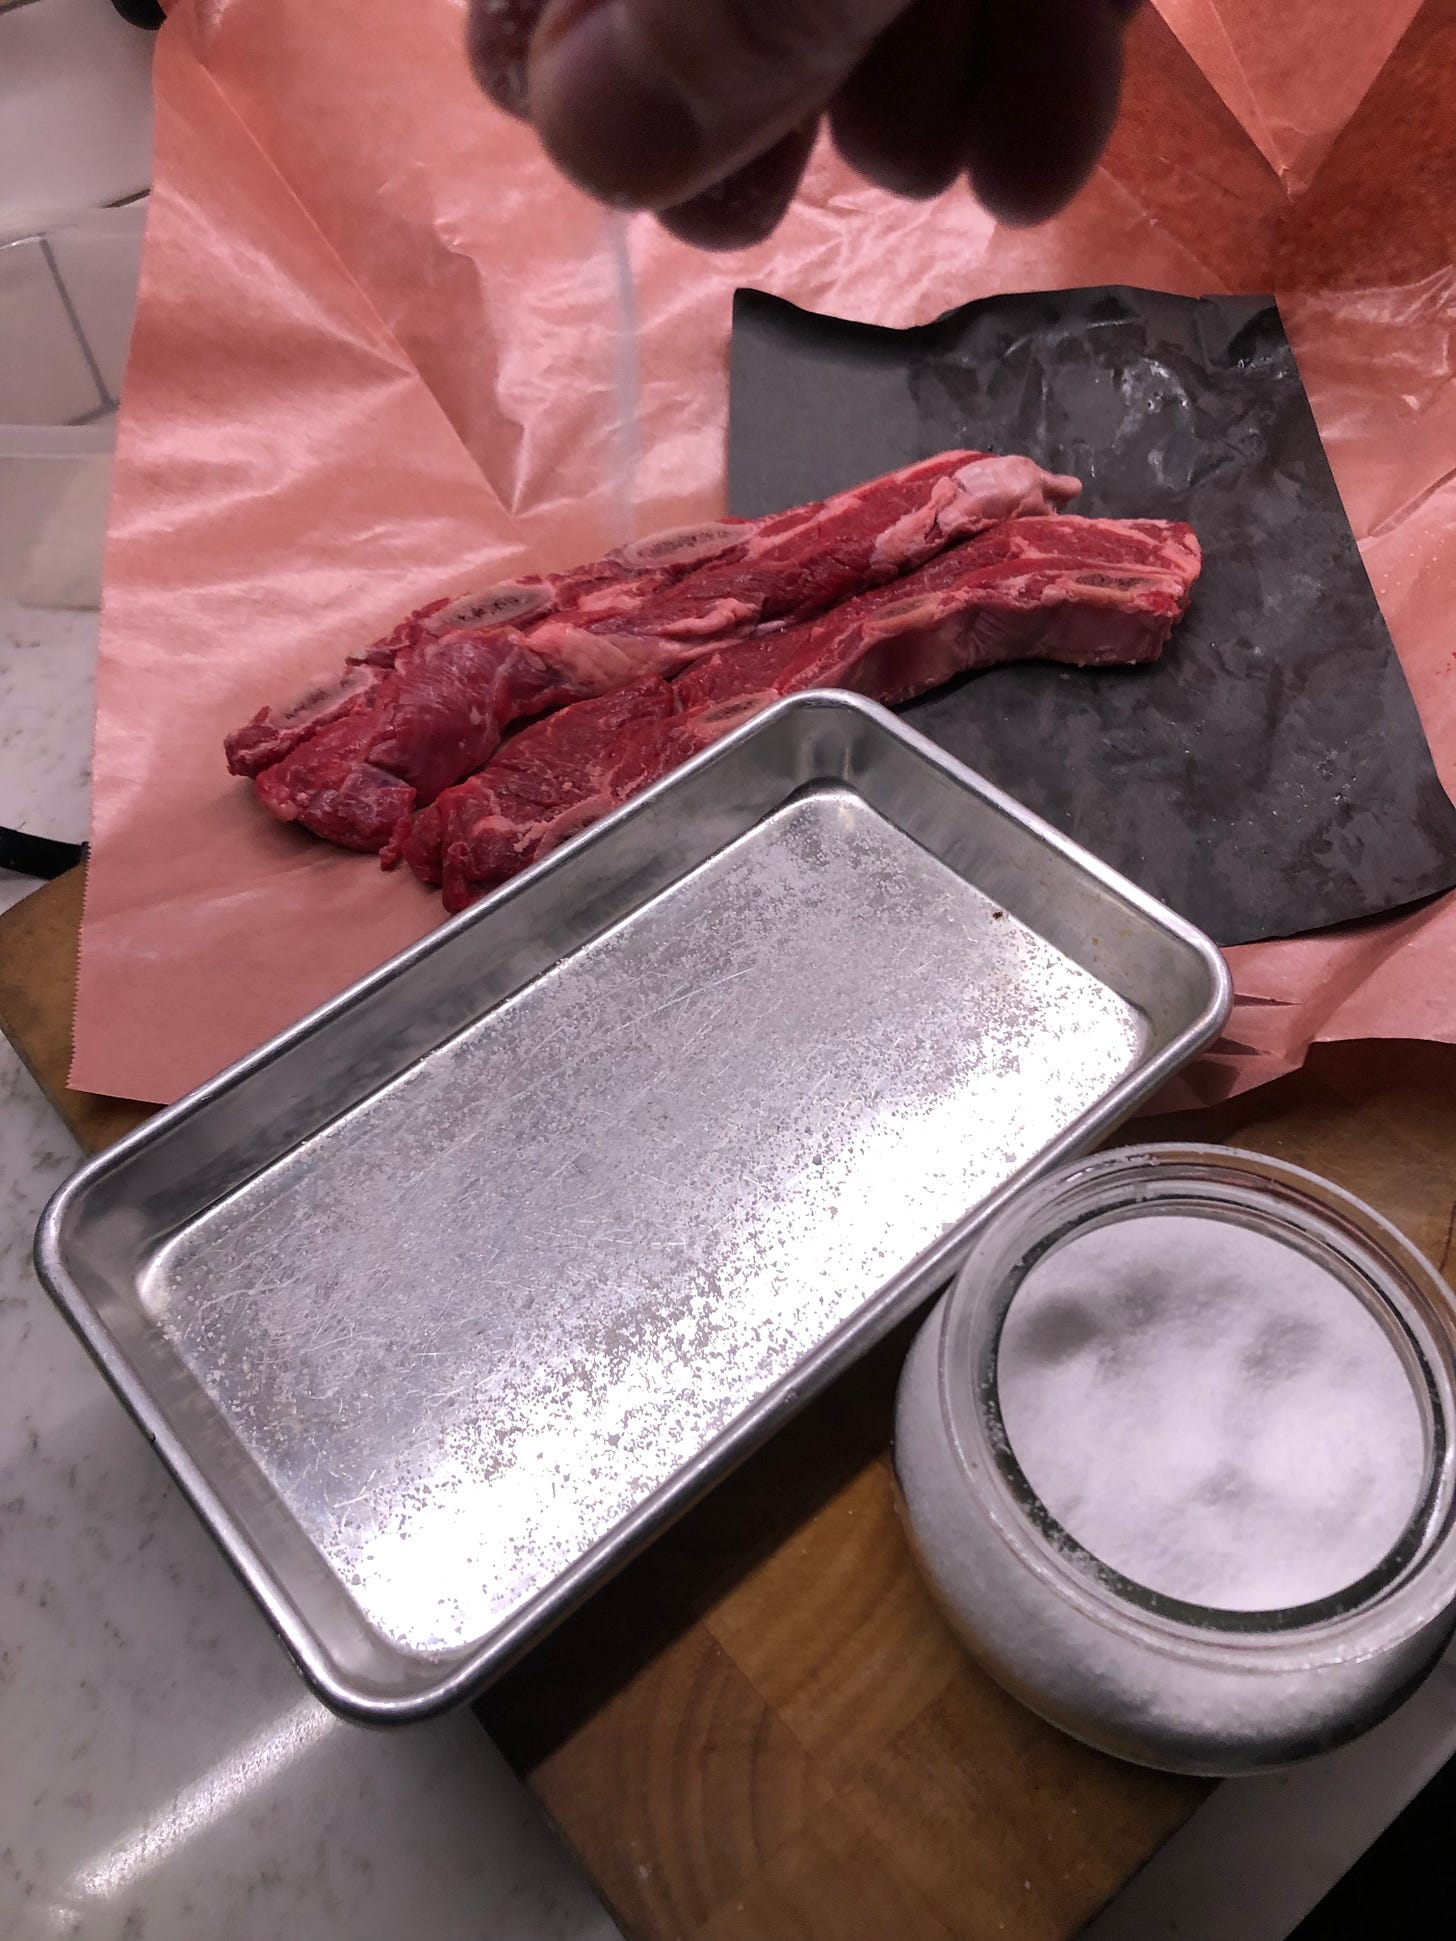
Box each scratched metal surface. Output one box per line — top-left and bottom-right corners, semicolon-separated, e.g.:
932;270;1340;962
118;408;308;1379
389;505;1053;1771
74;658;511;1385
140;790;1140;1658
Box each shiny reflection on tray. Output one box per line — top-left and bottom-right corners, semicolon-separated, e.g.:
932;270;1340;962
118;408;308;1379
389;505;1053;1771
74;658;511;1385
141;789;1145;1656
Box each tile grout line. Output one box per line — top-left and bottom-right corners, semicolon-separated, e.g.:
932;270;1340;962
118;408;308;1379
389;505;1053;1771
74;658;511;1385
39;235;115;419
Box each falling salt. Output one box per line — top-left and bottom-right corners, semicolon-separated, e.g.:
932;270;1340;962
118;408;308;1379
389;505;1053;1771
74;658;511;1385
995;1212;1426;1611
604;208;641;548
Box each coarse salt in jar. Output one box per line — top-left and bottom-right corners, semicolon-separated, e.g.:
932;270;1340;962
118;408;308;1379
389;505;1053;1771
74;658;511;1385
893;1145;1456;1775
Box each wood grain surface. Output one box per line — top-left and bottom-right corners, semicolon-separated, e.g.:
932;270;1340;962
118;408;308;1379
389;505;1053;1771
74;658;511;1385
5;867;1456;1941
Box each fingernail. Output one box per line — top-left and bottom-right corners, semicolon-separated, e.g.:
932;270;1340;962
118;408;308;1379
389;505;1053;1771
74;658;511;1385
530;0;704;206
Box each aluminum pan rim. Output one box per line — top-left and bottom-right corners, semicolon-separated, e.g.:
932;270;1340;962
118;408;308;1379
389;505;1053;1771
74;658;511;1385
34;690;1233;1721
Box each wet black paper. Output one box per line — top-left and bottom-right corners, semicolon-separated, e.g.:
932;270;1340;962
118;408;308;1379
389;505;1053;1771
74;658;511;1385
728;285;1456;946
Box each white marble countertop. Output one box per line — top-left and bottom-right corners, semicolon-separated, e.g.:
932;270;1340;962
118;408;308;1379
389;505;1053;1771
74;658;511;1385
0;596;620;1941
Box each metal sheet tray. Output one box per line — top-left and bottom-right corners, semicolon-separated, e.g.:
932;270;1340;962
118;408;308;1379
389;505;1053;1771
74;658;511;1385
38;693;1230;1721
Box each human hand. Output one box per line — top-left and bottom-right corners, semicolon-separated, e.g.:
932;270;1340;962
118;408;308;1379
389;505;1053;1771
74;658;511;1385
467;0;1139;248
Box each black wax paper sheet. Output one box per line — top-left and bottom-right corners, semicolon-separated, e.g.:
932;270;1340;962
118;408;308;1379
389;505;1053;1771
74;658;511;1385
727;285;1456;947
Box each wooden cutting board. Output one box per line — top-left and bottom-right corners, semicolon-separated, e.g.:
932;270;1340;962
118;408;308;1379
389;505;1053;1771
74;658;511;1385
5;866;1456;1941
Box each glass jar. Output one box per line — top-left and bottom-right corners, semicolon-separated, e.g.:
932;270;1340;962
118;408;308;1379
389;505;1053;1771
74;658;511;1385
894;1144;1456;1775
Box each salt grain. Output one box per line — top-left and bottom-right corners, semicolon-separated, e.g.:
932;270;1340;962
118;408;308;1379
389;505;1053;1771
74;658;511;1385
995;1212;1426;1610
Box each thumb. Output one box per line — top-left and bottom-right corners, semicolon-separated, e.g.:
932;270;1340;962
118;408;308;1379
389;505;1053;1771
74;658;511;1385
526;0;909;208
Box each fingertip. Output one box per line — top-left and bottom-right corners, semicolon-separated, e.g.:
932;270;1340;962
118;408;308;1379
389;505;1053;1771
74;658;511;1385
967;141;1110;228
828;0;979;202
964;0;1128;226
528;0;705;206
657;121;819;250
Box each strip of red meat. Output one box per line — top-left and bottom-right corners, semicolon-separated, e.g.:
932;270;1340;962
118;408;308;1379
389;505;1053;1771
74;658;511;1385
227;576;597;779
236;452;1080;854
225;528;735;781
517;450;1083;657
409;516;1200;914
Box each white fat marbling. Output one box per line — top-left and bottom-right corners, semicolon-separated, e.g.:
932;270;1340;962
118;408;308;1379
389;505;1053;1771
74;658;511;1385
0;602;620;1941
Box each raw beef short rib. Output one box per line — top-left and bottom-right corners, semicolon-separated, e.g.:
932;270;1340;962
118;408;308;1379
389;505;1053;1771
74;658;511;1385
407;515;1201;912
224;566;641;779
229;452;1081;853
229;530;743;840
